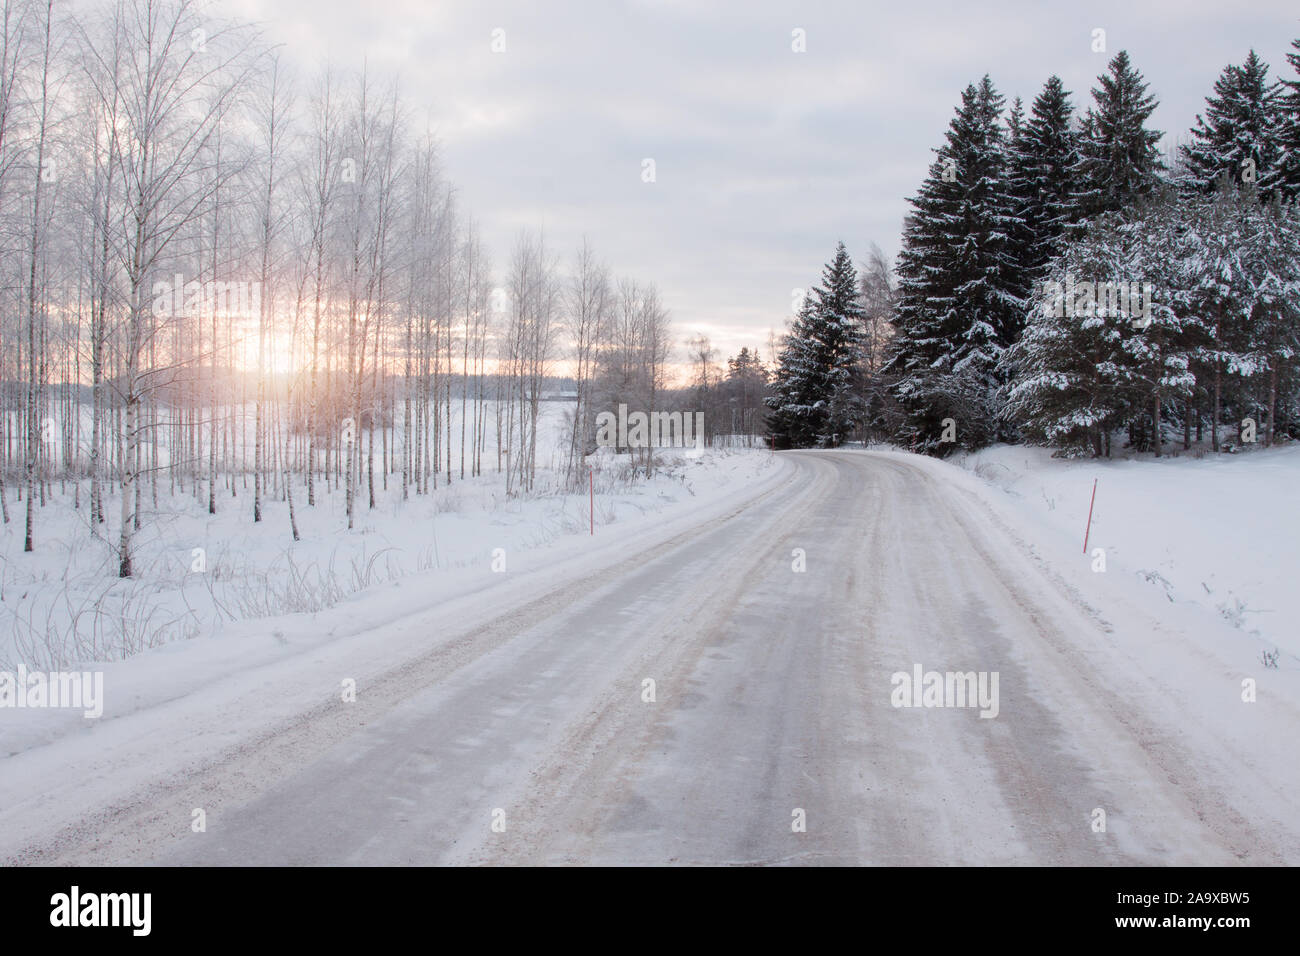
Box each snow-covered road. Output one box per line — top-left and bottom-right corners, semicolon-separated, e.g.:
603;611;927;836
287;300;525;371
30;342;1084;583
5;451;1296;865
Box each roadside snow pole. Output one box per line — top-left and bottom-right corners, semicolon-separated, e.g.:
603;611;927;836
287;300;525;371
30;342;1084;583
590;468;594;536
1083;478;1098;554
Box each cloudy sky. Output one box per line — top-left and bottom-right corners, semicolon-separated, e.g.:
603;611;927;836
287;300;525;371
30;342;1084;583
229;0;1298;366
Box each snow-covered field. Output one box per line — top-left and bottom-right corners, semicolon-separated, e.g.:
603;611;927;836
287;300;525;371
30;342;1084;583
947;442;1300;663
0;398;774;672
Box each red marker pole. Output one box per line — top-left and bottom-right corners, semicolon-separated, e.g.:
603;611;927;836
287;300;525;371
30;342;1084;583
1082;478;1098;554
590;469;594;536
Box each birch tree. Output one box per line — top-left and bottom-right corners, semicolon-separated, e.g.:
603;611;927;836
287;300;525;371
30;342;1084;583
85;0;258;576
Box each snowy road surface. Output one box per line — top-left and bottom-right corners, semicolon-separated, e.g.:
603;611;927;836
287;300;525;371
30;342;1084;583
5;451;1296;865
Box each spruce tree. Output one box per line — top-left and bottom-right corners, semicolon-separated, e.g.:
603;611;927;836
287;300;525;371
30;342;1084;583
1018;76;1085;264
1078;51;1165;218
1002;217;1133;455
1181;51;1280;196
1115;187;1201;456
1179;177;1260;451
813;242;868;446
765;242;865;448
884;76;1023;453
766;299;820;448
1002;97;1038;306
1241;193;1300;444
1263;39;1300;201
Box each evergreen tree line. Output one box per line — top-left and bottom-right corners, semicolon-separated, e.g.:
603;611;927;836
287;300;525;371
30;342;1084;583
767;42;1300;457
